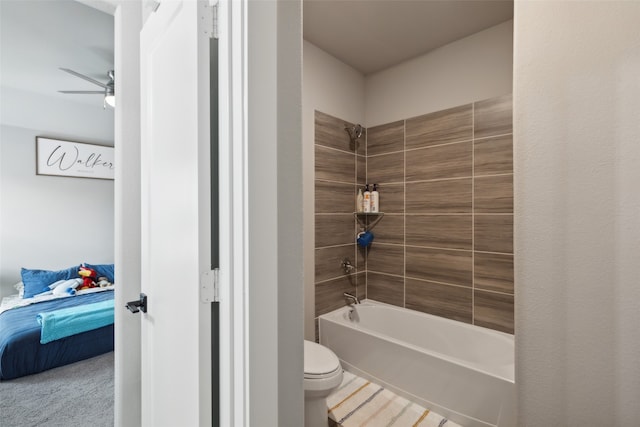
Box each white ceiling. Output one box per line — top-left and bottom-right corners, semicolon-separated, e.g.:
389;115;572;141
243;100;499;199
304;0;514;75
0;0;114;107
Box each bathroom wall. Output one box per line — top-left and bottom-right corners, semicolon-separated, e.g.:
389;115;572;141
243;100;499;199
366;94;513;333
303;41;365;340
365;20;513;126
313;94;513;335
306;20;513;337
515;1;640;424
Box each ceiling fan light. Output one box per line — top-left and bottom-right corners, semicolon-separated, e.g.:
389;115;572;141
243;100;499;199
105;94;116;108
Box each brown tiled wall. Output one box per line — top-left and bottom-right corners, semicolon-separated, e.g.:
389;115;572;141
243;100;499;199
365;94;514;334
313;94;514;335
314;111;366;340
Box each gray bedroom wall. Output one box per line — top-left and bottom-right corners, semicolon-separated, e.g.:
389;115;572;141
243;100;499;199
0;1;115;298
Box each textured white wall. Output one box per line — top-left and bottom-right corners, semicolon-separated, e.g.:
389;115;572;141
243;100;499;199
365;20;513;127
514;2;640;425
302;41;365;340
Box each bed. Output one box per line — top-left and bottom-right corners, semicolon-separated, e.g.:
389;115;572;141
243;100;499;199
0;290;114;380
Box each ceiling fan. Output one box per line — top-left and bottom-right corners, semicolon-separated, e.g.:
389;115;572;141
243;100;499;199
58;68;115;109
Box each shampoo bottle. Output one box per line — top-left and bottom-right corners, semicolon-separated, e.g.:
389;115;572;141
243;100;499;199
363;184;371;213
371;184;379;213
356;188;364;212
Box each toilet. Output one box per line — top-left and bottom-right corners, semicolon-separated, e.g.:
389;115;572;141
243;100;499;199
304;340;343;427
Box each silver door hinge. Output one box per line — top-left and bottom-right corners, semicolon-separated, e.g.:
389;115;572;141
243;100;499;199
204;2;219;40
200;268;219;303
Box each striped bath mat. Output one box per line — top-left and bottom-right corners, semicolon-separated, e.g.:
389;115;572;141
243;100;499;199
327;371;462;427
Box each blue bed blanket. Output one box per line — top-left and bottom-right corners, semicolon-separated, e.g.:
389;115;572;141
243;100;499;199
0;291;114;380
37;299;114;344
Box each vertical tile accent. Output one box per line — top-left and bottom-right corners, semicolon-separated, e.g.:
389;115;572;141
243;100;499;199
405;104;473;149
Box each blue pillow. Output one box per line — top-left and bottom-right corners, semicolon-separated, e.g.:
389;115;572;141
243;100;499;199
21;265;81;299
84;263;115;283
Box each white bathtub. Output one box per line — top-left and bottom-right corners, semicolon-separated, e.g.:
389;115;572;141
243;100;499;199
319;300;515;427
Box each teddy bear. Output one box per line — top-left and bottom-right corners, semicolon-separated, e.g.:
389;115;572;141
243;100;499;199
96;276;112;288
77;266;98;290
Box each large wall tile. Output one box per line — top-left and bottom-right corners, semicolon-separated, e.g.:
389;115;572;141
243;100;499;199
315;145;355;183
315;275;357;317
474;215;513;253
474;94;512;139
315;244;357;283
474;135;513;176
367;272;404;307
371;214;404;245
474;252;514;294
315;180;356;213
406;215;472;250
315;110;357;152
367;151;404;184
406;104;473;149
366;243;404;276
406;179;472;213
356;128;366;156
315;214;356;247
406;142;472;181
375;183;404;213
367;120;404;156
474;290;514;334
406;279;472;323
406;246;472;286
357;155;366;185
474;175;513;214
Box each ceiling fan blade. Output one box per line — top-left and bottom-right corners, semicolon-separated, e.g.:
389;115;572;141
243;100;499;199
59;68;107;89
58;90;105;94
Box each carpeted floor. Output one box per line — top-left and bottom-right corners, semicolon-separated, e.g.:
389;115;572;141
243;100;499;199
0;352;114;427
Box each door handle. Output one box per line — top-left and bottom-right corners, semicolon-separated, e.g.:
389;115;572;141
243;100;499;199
126;293;148;313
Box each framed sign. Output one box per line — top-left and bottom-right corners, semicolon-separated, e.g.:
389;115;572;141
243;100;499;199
36;137;114;180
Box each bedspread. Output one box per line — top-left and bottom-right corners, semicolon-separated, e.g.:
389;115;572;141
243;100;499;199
0;291;114;380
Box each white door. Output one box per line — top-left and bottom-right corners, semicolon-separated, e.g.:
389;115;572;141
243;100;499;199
139;1;212;425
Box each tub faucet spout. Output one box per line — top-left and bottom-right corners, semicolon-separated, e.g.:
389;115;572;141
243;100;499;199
343;292;360;306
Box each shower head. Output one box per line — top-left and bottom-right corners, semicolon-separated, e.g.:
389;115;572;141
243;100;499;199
345;124;363;141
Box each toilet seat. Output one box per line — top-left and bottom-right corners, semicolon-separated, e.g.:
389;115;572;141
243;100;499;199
304;340;341;378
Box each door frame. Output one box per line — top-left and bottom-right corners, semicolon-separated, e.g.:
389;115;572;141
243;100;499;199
83;0;304;425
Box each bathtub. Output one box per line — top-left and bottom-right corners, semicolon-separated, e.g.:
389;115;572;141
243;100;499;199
319;300;515;427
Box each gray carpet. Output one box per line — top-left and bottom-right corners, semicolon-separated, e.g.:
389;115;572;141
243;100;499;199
0;352;114;427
